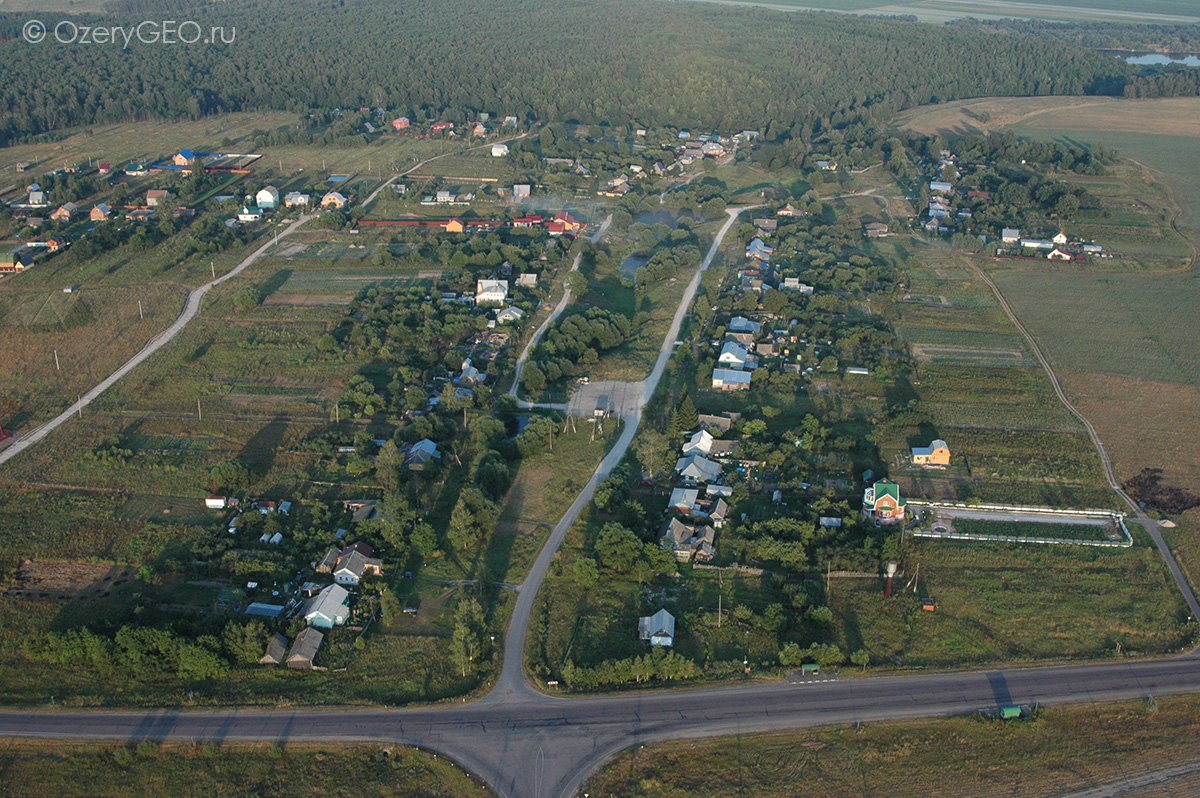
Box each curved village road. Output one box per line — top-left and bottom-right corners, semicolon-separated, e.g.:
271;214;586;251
0;213;316;468
509;214;613;398
963;257;1200;621
491;207;757;704
0;133;528;469
5;655;1200;797
7;207;1200;798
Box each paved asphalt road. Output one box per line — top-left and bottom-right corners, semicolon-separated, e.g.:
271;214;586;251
4;654;1200;797
5;206;1200;798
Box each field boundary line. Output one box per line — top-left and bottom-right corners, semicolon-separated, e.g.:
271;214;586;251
963;255;1200;620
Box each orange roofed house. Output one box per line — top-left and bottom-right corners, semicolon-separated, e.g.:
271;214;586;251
911;439;950;466
863;478;907;525
553;210;583;235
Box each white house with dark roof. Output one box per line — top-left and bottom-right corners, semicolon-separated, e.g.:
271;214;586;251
256;186;280;209
638;609;676;647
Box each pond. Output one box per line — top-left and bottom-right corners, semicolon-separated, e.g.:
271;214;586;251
619;254;650;277
632;209;698;229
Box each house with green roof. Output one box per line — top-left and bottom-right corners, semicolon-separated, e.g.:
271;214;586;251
863;478;907;525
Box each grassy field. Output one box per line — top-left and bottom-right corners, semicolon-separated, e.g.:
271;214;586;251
896;95;1200;503
829;537;1192;670
486;420;622;585
1160;508;1200;596
0;113;451;184
0;741;487;798
586;693;1200;798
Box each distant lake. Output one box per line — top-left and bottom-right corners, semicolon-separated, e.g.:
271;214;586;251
1117;52;1200;67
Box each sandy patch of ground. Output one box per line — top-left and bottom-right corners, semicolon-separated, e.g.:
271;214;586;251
5;560;136;600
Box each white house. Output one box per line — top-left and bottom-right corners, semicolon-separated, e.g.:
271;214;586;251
205;496;228;510
491;143;509;157
476;279;510;305
237;205;262;222
1053;231;1069;245
1001;228;1020;244
675;455;721;482
256;186;280;209
284;191;310;208
495;306;525;324
333;550;383;586
304;584;350;629
638;609;676;647
718;341;757;370
681;430;715;457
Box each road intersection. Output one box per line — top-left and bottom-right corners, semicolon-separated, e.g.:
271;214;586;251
3;207;1200;798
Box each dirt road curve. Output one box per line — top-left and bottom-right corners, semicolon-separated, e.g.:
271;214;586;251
0;213;315;468
964;257;1200;620
509;214;612;399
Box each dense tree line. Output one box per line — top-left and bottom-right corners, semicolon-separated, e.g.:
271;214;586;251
948;17;1200;54
0;0;1172;147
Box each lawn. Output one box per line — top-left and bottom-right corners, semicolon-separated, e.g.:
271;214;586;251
0;741;487;798
586;693;1200;798
485;420;623;585
829;537;1192;670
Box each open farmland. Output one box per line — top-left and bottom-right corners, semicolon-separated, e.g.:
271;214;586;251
0;112;451;181
896;95;1200;505
0;742;487;798
587;694;1200;798
0;283;188;426
684;0;1200;23
829;538;1191;670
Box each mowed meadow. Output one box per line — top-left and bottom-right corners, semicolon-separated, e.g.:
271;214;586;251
898;96;1200;492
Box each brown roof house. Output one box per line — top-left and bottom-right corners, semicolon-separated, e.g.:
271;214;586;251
259;633;289;665
286;628;324;670
145;189;171;207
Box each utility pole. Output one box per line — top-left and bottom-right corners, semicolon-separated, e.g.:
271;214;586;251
138;300;143;320
718;594;722;628
197;399;202;422
54;349;60;371
211;261;216;279
77;397;82;418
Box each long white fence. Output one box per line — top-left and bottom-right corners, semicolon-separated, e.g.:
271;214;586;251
907;501;1132;548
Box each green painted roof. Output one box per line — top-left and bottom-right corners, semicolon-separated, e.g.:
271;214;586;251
872;478;906;507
